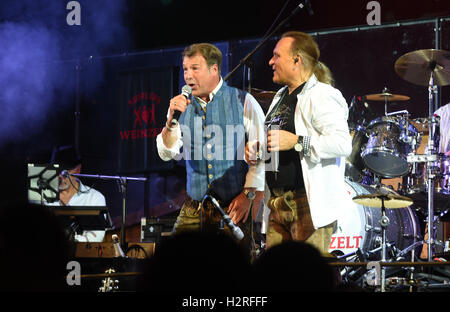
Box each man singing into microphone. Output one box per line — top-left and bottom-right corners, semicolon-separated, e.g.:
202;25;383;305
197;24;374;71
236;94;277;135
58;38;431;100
156;43;265;257
246;32;352;255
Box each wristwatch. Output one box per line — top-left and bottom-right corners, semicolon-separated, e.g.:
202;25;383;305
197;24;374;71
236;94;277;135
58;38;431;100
294;135;303;152
243;189;256;200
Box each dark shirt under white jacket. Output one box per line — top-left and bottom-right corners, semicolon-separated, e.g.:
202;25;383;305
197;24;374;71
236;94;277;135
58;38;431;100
265;74;352;229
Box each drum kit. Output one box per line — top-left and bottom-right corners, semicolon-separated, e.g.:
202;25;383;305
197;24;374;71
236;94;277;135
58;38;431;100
335;49;450;291
249;49;450;291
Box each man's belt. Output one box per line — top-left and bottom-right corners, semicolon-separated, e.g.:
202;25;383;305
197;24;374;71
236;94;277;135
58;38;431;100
185;195;229;212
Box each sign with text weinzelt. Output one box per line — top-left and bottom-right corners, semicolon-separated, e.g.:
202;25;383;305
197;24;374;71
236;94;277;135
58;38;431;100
118;67;177;173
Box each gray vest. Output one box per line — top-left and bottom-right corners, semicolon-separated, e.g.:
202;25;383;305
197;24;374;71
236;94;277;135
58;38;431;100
179;82;248;203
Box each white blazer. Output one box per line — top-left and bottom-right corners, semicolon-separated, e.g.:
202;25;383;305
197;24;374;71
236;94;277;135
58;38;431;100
266;74;352;229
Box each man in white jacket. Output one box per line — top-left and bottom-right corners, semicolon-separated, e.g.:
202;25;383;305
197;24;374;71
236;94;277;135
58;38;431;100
246;31;352;255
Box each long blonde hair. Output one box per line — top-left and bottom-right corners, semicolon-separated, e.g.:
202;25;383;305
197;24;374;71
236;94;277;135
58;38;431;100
282;31;334;86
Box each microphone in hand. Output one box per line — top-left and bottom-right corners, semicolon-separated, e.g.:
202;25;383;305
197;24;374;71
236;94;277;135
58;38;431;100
171;85;192;126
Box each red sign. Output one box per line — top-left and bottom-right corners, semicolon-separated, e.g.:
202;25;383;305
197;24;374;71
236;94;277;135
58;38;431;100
329;235;363;249
120;91;162;141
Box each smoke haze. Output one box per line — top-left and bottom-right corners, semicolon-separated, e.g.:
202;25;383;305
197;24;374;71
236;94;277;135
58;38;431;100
0;0;130;148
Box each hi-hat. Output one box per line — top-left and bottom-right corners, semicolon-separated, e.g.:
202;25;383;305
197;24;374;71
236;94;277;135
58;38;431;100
353;193;413;209
410;116;441;134
366;92;410;102
249;88;276;112
395;49;450;86
249;87;276;99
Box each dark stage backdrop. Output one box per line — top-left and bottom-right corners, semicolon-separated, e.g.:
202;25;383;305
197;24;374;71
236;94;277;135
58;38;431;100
117;67;176;174
441;17;450;106
4;17;450;231
74;43;230;227
228;19;441;119
50;19;450;227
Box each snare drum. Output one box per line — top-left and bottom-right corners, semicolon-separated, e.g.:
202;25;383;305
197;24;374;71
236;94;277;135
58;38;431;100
329;179;421;259
361;116;420;178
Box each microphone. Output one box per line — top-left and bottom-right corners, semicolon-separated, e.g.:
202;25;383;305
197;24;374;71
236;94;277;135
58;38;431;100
112;234;126;257
171;85;192;126
266;124;279;179
60;170;70;178
202;195;244;241
271;147;279;180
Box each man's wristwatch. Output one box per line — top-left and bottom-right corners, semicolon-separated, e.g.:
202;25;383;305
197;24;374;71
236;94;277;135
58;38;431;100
294;135;303;152
243;189;256;200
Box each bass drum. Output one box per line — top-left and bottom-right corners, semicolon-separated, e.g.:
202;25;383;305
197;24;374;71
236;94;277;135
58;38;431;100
329;179;421;260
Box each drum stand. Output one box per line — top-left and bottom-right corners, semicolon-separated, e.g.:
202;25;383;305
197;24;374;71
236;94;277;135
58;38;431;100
425;71;438;262
378;195;390;292
353;191;414;291
394;49;450;262
405;71;440;262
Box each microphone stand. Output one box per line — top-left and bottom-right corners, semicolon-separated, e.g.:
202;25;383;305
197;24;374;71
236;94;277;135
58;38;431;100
223;1;311;177
224;1;311;83
70;172;147;250
426;70;438;262
201;194;244;241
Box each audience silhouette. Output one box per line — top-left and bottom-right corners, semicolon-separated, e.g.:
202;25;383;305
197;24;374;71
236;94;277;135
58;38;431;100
0;201;72;291
0;201;365;294
139;230;252;293
138;229;346;294
251;241;336;292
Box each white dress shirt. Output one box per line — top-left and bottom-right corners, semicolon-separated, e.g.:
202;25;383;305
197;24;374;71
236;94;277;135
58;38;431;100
47;181;109;242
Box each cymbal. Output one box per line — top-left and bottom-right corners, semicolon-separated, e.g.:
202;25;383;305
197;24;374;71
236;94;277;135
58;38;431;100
394;49;450;86
249;87;276;99
366;92;410;102
249;88;276;113
249;87;270;93
353;193;413;209
411;116;441;134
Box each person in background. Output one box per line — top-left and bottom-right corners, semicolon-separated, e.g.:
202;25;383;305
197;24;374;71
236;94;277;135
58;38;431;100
434;102;450;156
246;31;352;256
48;145;112;243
